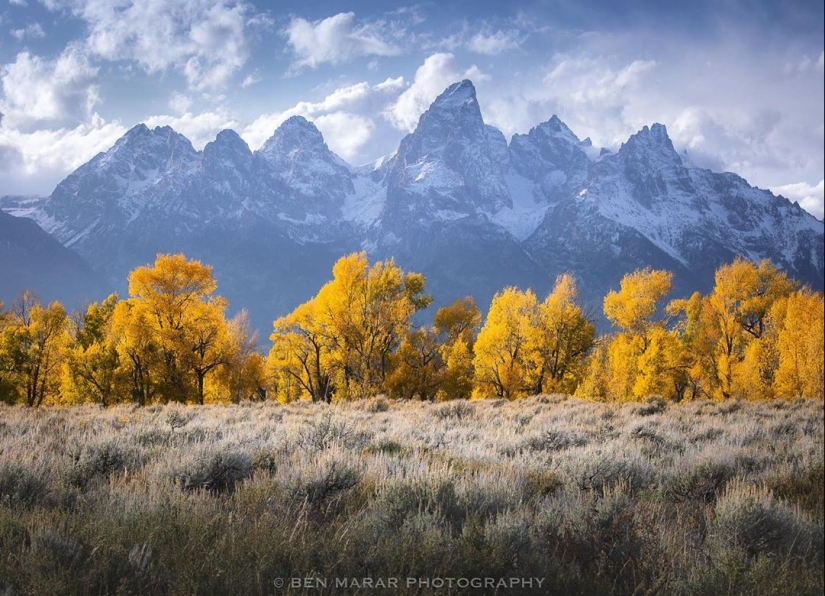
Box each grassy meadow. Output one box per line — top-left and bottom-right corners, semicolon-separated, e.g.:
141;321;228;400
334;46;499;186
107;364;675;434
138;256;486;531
0;396;823;595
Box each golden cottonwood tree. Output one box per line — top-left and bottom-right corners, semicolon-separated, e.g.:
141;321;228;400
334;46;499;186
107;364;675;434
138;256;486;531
474;279;594;400
387;297;482;401
529;274;595;394
772;290;824;399
61;294;123;406
667;259;798;400
111;299;159;405
217;310;266;403
581;268;677;401
268;252;431;401
0;292;68;406
473;287;537;399
269;298;336;403
385;326;444;400
434;297;481;400
114;254;235;404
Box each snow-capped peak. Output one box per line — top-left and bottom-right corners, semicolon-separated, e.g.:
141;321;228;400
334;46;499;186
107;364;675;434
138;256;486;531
621;123;677;155
257;116;330;162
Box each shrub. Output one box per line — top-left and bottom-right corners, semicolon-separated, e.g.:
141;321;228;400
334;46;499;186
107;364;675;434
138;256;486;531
298;413;365;451
174;448;253;494
0;463;48;507
432;401;475;421
291;460;361;507
70;441;142;488
710;482;800;558
665;459;734;505
366;397;390;413
523;429;586;452
564;450;655;493
251;448;279;474
521;470;564;501
634;395;666;416
375;479;463;530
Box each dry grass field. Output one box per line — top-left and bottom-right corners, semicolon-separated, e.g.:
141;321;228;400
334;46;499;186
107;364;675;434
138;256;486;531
0;397;823;595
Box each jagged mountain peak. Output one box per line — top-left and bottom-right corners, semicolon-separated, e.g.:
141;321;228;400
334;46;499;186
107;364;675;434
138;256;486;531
213;128;246;145
621;123;677;155
105;123;198;166
256;115;344;170
385;79;510;215
537;115;579;139
431;79;477;108
204;129;251;159
412;79;485;138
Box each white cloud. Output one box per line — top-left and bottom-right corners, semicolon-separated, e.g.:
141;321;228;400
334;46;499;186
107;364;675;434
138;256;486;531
10;23;46;41
242;81;375;149
284;12;401;70
313;112;374;162
168;92;192;115
0;115;126;195
242;76;415;164
0;45;98;132
467;30;523;55
8;0;27;5
771;180;824;220
384;53;487;132
144;109;238;149
241;73;261;88
375;76;405;92
43;0;255;90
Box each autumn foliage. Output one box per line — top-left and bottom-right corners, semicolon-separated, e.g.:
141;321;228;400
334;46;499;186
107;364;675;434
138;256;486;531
1;253;822;406
1;255;263;406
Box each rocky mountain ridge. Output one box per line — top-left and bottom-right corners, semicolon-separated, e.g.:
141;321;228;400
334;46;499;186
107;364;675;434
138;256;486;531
2;80;822;333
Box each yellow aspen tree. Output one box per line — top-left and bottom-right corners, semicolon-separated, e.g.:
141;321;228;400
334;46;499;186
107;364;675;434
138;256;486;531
385;327;444;400
111;300;159;405
440;337;474;400
61;294;124;406
576;338;611;401
528;274;595;394
316;253;431;399
601;268;674;400
704;258;796;399
219;310;265;403
473;287;537;399
0;292;68;406
126;254;231;403
773;291;824;399
269;298;336;403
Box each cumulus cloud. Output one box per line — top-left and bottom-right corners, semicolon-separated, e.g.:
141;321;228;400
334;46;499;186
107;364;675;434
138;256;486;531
0;45;99;131
284;12;401;70
771;180;824;221
10;23;46;41
0;116;125;195
144;109;238;149
43;0;256;90
476;27;822;211
313;112;374;162
242;76;413;164
384;53;488;132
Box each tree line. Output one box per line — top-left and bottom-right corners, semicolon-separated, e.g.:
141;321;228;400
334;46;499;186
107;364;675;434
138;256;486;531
1;252;822;406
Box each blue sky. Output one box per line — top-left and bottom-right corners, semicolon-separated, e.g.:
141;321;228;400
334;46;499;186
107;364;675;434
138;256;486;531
1;0;823;218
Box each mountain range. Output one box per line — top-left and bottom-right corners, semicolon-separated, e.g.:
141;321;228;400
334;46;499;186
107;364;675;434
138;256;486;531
2;80;822;334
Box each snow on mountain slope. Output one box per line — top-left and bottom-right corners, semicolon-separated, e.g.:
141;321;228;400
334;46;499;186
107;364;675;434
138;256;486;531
1;79;822;333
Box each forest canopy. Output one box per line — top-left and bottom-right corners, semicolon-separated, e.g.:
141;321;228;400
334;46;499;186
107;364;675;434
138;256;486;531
1;254;822;406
